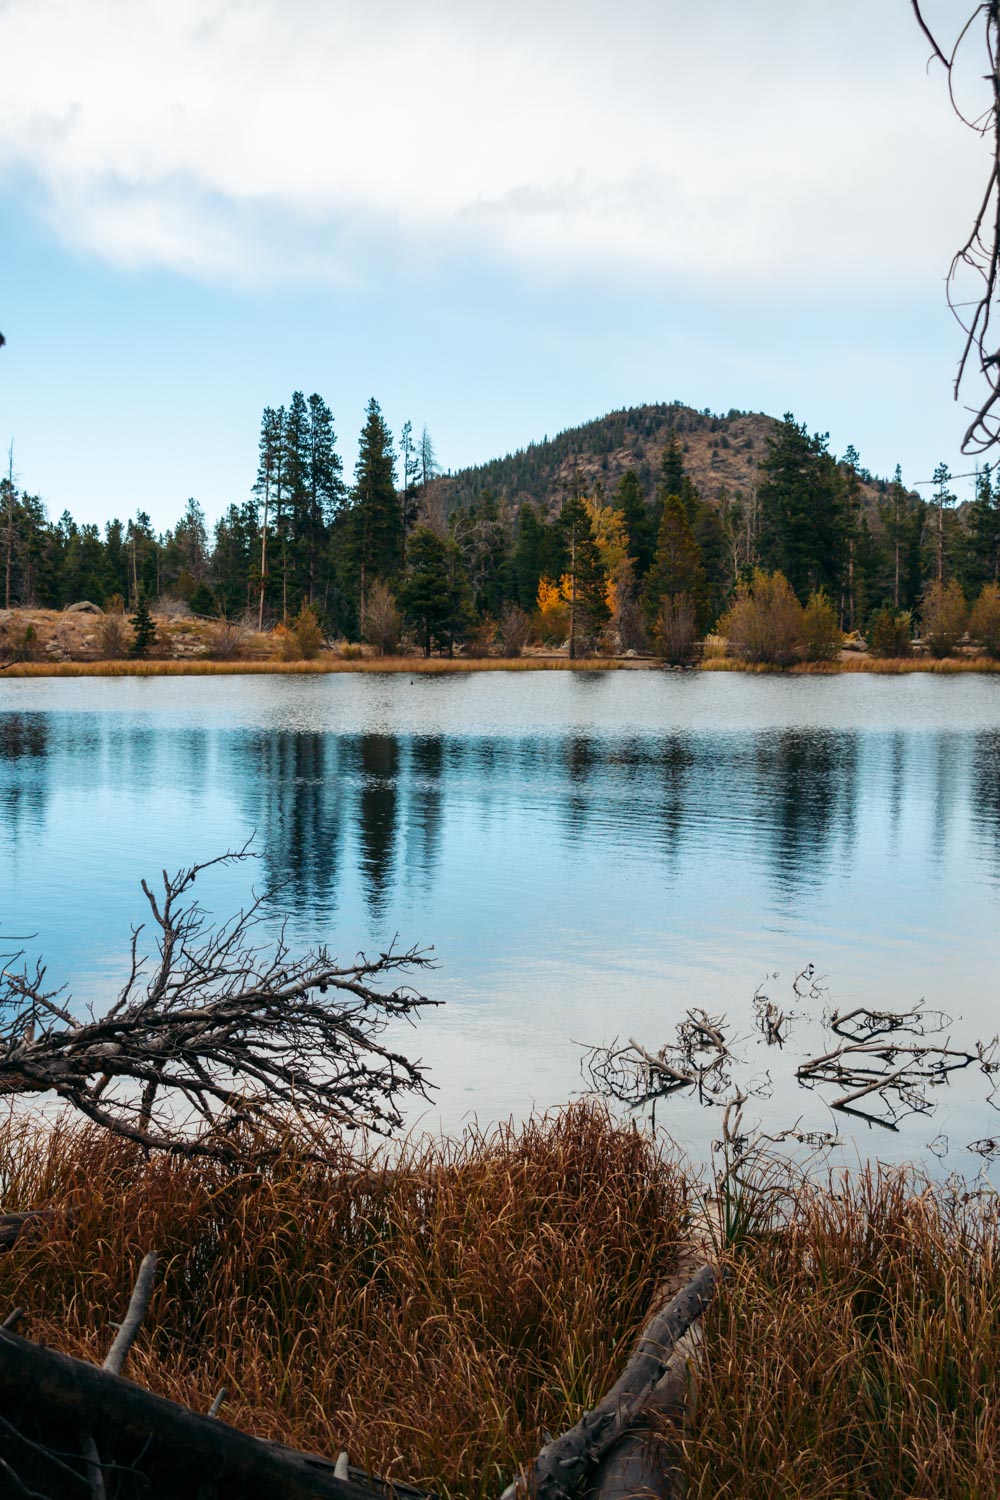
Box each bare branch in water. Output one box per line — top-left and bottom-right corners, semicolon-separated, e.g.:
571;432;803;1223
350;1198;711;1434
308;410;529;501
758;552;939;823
0;850;439;1161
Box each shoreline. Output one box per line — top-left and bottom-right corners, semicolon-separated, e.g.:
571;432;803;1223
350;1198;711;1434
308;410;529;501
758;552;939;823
1;653;999;679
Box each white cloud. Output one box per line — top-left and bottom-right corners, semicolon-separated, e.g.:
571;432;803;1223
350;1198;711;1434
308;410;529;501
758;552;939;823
0;0;984;288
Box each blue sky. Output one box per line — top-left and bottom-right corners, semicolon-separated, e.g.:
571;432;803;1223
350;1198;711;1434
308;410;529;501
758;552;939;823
0;0;988;530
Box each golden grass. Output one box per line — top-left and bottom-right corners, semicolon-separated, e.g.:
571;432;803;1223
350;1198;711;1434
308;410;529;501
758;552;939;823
0;654;629;678
701;654;1000;674
678;1163;1000;1499
6;651;1000;679
0;1105;687;1500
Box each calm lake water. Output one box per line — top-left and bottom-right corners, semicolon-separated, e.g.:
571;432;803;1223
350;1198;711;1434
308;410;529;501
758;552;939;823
2;670;1000;1176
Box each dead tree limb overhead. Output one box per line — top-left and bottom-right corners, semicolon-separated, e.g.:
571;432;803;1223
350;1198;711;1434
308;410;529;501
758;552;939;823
0;850;439;1161
912;1;1000;453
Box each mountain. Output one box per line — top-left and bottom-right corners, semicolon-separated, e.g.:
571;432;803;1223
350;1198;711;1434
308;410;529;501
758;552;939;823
433;402;887;518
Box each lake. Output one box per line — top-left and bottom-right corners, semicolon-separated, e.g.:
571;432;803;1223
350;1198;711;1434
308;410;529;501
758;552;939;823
2;669;999;1176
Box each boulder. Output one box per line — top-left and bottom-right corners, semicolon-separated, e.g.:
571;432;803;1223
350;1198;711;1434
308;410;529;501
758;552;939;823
63;600;104;615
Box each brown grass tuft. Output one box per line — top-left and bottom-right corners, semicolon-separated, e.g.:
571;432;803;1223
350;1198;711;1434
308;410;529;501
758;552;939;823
679;1163;1000;1498
0;1105;687;1500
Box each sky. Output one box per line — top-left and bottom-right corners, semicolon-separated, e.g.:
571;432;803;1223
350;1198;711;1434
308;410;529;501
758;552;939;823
0;0;991;530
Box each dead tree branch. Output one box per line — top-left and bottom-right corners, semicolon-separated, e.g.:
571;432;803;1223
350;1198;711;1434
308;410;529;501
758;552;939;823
912;2;1000;453
103;1252;158;1377
0;851;439;1161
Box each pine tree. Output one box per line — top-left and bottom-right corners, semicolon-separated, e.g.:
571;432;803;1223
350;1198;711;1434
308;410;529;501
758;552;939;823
642;494;709;629
398;420;420;567
962;464;1000;590
129;594;156;658
303;393;343;604
558;495;608;657
929;461;954;584
398;526;452;656
345;399;399;633
253;406;283;629
513;502;564;611
758;414;847;602
841;443;864;630
614;469;655;580
419;425;439;488
660;431;684;497
879;465;908;609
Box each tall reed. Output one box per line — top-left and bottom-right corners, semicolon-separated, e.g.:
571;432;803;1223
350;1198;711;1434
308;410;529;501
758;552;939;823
678;1162;1000;1498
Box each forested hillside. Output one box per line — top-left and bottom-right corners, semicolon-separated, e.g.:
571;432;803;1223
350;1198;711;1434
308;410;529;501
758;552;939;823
2;396;998;664
438;403;781;518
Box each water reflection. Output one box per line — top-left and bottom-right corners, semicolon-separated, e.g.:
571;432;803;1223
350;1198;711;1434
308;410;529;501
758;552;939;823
358;735;400;917
1;719;999;925
233;731;344;908
0;714;49;846
755;730;858;898
2;674;1000;1158
972;730;1000;877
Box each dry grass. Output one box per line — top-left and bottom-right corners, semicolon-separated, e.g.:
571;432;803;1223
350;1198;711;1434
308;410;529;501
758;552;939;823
0;654;631;678
678;1163;1000;1499
8;651;1000;679
701;654;1000;674
0;1105;688;1500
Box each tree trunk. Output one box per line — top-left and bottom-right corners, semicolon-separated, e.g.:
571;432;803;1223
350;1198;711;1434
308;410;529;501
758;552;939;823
0;1325;397;1500
502;1265;718;1500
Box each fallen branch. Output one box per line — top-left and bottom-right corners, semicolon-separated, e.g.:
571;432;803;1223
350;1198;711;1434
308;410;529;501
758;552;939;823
0;1325;396;1500
103;1251;158;1376
502;1264;718;1500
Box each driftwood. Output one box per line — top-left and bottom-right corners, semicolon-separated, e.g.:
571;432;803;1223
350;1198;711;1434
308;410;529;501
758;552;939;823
585;1337;699;1500
0;1325;393;1500
0;1243;437;1500
0;1211;63;1252
502;1264;718;1500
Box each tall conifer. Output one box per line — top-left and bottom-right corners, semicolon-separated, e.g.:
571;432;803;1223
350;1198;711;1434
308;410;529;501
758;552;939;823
346;399;398;632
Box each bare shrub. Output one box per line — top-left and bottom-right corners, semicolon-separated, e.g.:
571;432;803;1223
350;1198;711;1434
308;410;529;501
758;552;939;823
921;579;968;658
720;569;803;666
615;593;647;653
364;579;402;656
0;619;44;663
499;603;531;658
867;605;913;659
970;582;1000;658
155;595;192;620
465;616;498;659
653;593;698;665
207;620;247;661
97;597;129;660
279;604;325;661
801;590;842;662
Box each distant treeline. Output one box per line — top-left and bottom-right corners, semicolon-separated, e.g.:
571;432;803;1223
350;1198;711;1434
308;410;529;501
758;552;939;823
2;398;998;656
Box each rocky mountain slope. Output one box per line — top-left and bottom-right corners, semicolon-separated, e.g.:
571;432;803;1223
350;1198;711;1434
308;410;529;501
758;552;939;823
435;402;887;519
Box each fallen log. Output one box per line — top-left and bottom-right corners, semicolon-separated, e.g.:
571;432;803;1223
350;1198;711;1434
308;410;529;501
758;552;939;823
501;1263;718;1500
585;1337;699;1500
0;1325;396;1500
0;1211;63;1252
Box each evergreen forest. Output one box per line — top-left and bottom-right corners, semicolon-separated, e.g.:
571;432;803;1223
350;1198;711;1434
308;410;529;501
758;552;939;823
3;396;999;660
